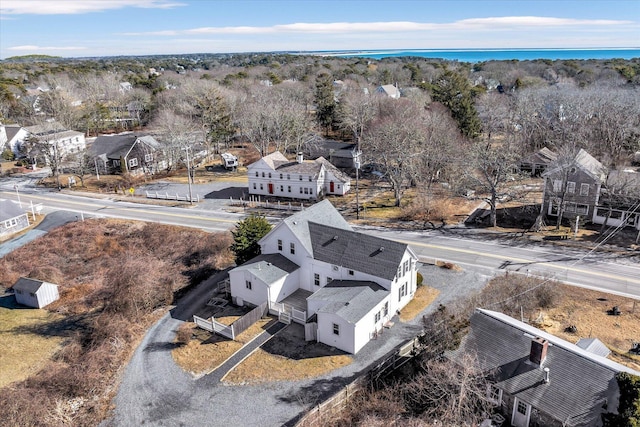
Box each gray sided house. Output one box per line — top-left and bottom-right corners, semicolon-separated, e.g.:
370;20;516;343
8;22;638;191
0;199;29;237
541;149;607;223
520;147;558;177
12;277;60;308
92;134;165;175
450;309;639;427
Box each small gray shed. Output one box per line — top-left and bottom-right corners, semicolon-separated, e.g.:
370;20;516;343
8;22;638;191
13;277;60;308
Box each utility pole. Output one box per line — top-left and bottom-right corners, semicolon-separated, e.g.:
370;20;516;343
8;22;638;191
574;215;580;238
355;149;361;220
184;147;193;205
14;185;21;208
94;158;100;181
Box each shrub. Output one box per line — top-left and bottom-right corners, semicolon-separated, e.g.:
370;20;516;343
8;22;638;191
416;272;424;287
2;148;15;161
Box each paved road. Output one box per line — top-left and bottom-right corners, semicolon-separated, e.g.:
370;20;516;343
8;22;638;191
2;187;638;299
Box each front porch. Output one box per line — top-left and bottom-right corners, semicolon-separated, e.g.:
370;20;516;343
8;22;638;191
270;289;312;324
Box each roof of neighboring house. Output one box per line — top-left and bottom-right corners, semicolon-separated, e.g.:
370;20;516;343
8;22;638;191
24;123;67;136
261;151;289;169
276;159;323;177
12;277;56;294
4;124;25;142
521;147;558;166
232;253;299;284
0;199;26;222
315;156;350;182
275;199;352;255
377;84;401;98
92;134;158;160
309;222;408;281
544;149;607;184
450;309;639;426
307;280;388;324
575;337;611;358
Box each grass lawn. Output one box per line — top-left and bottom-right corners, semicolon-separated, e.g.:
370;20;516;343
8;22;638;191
222;323;352;385
399;285;440;322
0;298;64;388
535;285;640;371
172;317;274;376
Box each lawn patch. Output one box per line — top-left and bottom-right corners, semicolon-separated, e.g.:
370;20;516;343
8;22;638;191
399;286;440;322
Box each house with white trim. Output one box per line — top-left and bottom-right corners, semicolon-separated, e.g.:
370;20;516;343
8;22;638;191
247;152;351;201
0;199;29;238
24;123;86;160
449;309;640;427
228;200;418;354
91;133;166;175
0;123;29;156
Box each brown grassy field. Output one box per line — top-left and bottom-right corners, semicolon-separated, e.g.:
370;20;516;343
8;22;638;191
0;302;64;388
0;219;234;426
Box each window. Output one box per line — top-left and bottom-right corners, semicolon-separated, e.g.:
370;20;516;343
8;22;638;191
397;266;402;280
280;173;283;179
383;302;388;316
487;385;502;405
15;289;22;294
280;185;284;192
144;153;153;162
576;204;589;215
308;176;312;182
245;280;252;290
277;239;282;251
375;311;381;323
309;188;313;195
566;181;576;194
300;187;303;194
299;175;302;181
128;158;138;167
113;159;121;167
516;401;528;415
553;179;562;192
262;172;265;177
580;183;590;196
565;202;576;213
333;323;340;335
348;269;354;276
399;283;407;301
255;172;259;177
287;174;290;180
253;183;256;189
403;260;409;275
290;242;295;255
260;184;263;190
304;188;309;194
268;172;272;178
314;273;320;286
288;186;291;193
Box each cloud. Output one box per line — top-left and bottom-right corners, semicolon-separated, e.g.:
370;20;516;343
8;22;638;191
121;16;633;37
0;0;184;15
8;45;86;51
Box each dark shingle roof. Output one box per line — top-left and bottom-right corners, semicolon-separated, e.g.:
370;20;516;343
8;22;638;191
12;277;47;293
0;199;25;222
232;253;299;284
307;280;388;324
92;134;138;159
450;309;639;426
309;222;407;280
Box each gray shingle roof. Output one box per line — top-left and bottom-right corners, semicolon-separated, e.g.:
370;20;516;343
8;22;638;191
279;199;352;255
309;222;408;281
92;134;138;159
307;280;388;324
232;253;299;284
315;156;350;182
0;199;25;222
450;309;639;426
12;277;48;293
543;149;607;184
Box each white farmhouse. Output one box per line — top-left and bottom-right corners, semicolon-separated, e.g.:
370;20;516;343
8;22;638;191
247;152;351;201
229;200;418;354
24;123;86;159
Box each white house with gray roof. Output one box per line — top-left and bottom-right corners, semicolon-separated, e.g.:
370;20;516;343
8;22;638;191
450;309;640;427
247;151;351;201
228;200;418;354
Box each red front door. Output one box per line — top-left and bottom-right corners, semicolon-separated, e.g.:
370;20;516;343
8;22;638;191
268;183;274;194
329;181;334;192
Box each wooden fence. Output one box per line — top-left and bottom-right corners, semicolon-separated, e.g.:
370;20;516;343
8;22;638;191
193;301;268;340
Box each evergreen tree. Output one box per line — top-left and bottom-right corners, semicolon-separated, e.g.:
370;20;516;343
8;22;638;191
230;214;272;265
431;69;482;139
314;72;336;135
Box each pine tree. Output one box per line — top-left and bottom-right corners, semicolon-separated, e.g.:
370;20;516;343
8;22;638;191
314;73;336;135
431;69;482;139
230;214;272;265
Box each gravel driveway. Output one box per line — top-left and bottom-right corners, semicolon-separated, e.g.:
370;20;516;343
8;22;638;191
103;264;492;427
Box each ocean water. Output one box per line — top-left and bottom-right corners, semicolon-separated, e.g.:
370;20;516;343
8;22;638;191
317;48;640;62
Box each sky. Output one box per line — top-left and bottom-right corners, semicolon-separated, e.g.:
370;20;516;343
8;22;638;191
0;0;638;59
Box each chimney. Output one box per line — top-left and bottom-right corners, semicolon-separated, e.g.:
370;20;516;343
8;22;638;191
543;367;550;384
529;337;548;366
297;152;304;163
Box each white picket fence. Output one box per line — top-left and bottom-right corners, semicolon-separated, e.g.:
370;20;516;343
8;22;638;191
146;191;200;202
193;315;235;339
269;301;306;325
